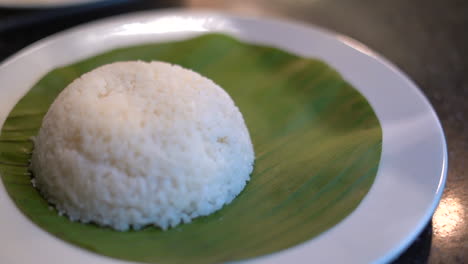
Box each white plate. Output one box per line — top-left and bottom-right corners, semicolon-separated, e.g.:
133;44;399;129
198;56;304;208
0;9;447;264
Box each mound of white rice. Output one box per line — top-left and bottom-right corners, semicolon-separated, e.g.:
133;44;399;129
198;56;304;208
31;61;254;231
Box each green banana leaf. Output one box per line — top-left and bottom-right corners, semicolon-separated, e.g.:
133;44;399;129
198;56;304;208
0;34;382;264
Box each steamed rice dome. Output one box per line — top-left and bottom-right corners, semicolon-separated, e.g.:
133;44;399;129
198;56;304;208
31;61;254;231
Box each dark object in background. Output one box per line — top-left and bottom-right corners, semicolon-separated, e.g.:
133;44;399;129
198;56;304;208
0;0;181;61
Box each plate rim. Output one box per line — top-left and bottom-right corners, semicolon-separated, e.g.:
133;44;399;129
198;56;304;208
0;8;448;264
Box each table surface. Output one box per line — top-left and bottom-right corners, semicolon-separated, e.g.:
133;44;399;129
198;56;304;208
0;0;466;263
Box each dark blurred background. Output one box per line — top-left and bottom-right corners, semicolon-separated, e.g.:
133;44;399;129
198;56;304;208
1;0;466;263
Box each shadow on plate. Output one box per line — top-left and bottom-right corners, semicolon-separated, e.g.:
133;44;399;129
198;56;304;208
392;221;433;264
